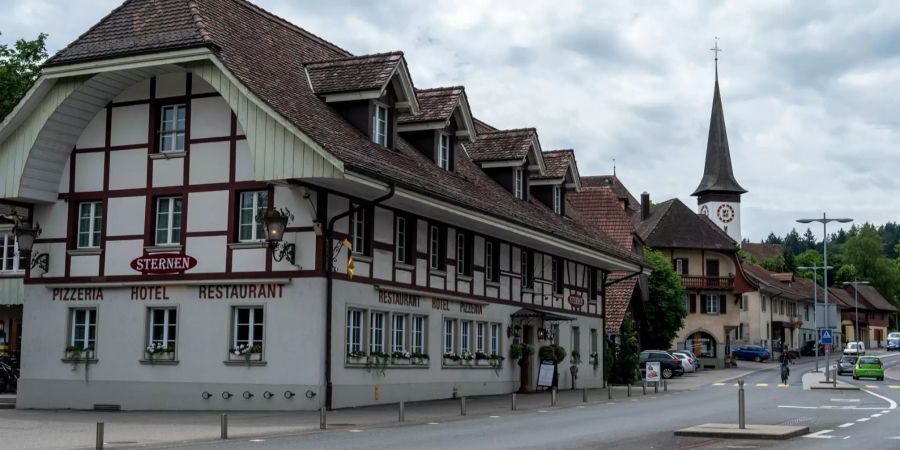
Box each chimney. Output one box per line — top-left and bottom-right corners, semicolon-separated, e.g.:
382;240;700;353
641;192;650;220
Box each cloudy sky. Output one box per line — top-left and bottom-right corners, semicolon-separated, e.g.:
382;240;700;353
2;0;899;242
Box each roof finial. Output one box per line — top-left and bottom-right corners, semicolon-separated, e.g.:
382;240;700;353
710;37;721;79
613;158;616;176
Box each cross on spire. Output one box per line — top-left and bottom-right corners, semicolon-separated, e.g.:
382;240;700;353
710;37;721;78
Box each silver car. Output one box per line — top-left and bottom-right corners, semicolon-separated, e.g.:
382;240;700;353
672;351;696;373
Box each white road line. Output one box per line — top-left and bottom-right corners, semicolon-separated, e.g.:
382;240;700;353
838;423;855;428
883;410;891;414
830;398;860;402
871;413;882;417
857;417;870;422
804;429;835;439
779;405;818;409
862;388;898;410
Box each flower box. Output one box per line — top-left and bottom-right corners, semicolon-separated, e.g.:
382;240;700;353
391;358;411;365
412;357;430;366
475;359;491;366
65;349;94;360
443;358;459;366
228;352;263;362
146;351;176;361
347;356;367;365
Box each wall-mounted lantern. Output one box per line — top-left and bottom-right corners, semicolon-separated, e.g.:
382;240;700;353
258;208;296;265
13;222;48;272
537;327;547;340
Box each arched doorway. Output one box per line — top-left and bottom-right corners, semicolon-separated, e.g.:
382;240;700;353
684;331;717;358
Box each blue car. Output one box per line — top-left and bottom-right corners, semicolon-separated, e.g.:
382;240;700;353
887;339;900;352
731;345;771;362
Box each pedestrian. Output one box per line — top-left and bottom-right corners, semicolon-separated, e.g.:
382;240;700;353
780;358;790;385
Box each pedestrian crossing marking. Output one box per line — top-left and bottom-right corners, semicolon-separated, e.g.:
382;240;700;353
889;385;900;389
865;385;878;389
778;384;790;388
756;383;768;387
713;383;725;386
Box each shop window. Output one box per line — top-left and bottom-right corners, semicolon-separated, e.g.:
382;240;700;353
346;309;364;355
412;316;426;355
77;201;103;248
158;104;186;153
68;308;96;352
146;308;177;358
391;314;407;353
231;306;264;356
443;318;457;355
0;233;23;272
684;332;717;358
369;311;385;354
590;328;598;355
572;326;580;356
238;191;267;242
490;323;501;355
155;196;183;245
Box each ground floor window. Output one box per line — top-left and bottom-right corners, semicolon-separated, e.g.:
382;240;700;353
392;314;407;353
490;323;500;355
146;308;177;358
346;309;364;356
231;306;264;359
412;316;426;355
444;318;457;355
476;322;485;353
68;308;96;354
685;331;716;358
460;320;472;355
345;308;428;363
369;311;385;354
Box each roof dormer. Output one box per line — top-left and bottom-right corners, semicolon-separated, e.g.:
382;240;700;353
531;149;581;214
463;128;545;200
306;52;419;148
396;87;476;172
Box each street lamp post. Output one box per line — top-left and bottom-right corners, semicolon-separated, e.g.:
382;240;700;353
797;264;832;373
797;213;852;382
843;280;870;347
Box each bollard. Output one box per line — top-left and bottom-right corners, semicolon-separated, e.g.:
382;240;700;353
461;396;467;416
220;414;228;440
582;388;588;403
319;406;327;430
654;382;658;393
511;392;517;411
664;380;668;392
642;381;647;395
626;383;631;397
833;368;837;388
607;385;612;399
399;401;405;423
738;380;746;430
96;422;104;450
551;387;558;406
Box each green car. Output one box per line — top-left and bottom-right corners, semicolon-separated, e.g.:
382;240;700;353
853;356;885;381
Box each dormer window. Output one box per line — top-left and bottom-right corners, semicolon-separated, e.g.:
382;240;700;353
373;104;389;146
553;186;562;214
514;168;524;199
438;133;451;170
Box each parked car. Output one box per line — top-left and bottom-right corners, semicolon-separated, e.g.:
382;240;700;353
731;345;770;362
844;341;866;356
801;340;825;356
670;349;701;370
671;352;696;373
853;356;884;381
639;350;684;379
837;355;858;376
888;332;900;341
887;339;900;352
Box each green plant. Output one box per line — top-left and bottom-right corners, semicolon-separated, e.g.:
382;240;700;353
589;351;600;370
391;351;411;360
443;352;461;361
538;345;567;364
411;352;429;360
509;343;534;361
475;351;489;361
570;350;582;364
366;351;390;374
348;350;367;359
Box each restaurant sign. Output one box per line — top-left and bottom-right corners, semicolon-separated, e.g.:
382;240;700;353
567;293;585;308
131;253;197;274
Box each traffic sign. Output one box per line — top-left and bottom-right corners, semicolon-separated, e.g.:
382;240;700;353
819;328;833;345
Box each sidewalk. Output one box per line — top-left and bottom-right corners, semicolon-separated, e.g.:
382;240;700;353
0;366;765;450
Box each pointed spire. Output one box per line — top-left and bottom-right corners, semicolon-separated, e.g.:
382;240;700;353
692;41;747;197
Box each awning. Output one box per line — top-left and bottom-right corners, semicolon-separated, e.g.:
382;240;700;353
510;308;576;321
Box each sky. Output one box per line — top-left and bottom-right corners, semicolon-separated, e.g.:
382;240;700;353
2;0;899;242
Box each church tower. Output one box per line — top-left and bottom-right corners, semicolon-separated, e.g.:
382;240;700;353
692;42;747;242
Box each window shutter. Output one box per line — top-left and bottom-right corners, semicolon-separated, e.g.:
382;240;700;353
720;295;726;314
683;259;689;275
689;294;696;313
700;295;707;314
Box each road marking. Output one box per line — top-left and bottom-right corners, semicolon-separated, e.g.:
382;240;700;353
862;388;898;410
889;385;900;389
778;384;789;388
804;429;835;439
756;383;768;387
871;413;882;418
249;439;265;442
865;385;878;389
857;417;870;422
490;415;502;417
838;422;855;428
427;422;440;425
830;398;860;402
883;410;891;413
779;405;818;409
713;383;726;386
349;429;364;433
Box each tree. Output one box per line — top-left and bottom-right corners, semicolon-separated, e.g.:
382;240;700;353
764;233;783;245
610;313;640;384
842;224;899;304
0;32;48;121
795;249;824;284
801;228;817;252
783;228;802;255
642;247;687;349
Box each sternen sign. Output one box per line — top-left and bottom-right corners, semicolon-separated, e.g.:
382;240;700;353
131;253;197;274
645;361;661;382
567;294;585;308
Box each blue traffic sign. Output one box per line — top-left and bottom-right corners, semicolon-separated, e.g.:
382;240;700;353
819;328;833;345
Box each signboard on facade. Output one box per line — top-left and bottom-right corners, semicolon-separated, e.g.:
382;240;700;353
567;294;584;308
131;254;197;274
537;360;556;387
645;361;661;382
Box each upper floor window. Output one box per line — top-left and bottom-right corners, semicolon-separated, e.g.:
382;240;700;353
521;249;532;289
155;197;183;246
706;295;720;314
514;168;524;199
553;185;562;214
238;191;267;242
159;104;186;153
351;206;368;256
429;224;445;270
438;133;451;170
395;215;414;264
552;258;563;295
373;104;388;146
77;201;103;249
673;258;688;275
0;233;23;272
456;232;467;276
485;240;498;282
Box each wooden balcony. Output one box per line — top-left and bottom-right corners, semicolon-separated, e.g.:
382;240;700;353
681;275;734;290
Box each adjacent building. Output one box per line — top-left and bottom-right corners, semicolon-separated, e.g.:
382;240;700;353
0;0;647;410
834;285;897;348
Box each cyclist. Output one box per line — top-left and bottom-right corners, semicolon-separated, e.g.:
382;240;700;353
780;357;790;385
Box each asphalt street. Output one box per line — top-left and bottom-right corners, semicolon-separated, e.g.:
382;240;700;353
171;352;900;450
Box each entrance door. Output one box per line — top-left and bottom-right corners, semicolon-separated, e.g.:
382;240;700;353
519;325;533;392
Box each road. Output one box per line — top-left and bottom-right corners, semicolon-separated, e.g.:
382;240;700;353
177;353;900;450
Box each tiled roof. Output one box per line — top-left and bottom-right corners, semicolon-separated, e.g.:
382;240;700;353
791;277;827;302
742;243;784;262
398;87;462;124
534;150;573;179
740;262;807;299
850;285;898;312
464;128;537;162
305;52;403;94
771;273;795;283
569;186;634;251
473;117;498;134
633;198;737;251
827;287;855;308
605;273;638;333
581;175;639;216
41;0;645;268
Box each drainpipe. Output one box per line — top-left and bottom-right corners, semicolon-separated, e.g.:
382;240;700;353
324;184;394;410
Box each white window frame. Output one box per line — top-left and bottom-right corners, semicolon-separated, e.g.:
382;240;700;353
460;320;471;354
69;308;96;350
706;295;719;314
159;104;186;153
395;216;407;264
147;307;177;352
391;314;406;353
429;225;440;269
238;191;268;242
490;323;500;355
521;249;530;288
514;168;524;199
351;207;366;255
373;104;388;146
346;309;364;355
443;318;456;354
412;316;426;354
456;232;466;275
552;258;560;294
77;201;103;249
553;185;562;214
438;133;451;170
0;233;23;272
485;241;495;282
476;322;485;353
155;196;183;245
369;311;386;354
232;306;264;349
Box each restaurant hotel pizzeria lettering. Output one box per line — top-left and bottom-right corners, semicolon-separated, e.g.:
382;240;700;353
0;0;646;411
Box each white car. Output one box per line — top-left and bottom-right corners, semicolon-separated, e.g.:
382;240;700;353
672;352;696;373
843;341;866;356
888;332;900;341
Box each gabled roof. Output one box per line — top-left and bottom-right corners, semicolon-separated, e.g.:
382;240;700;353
569;186;634;252
791;277;827;302
742;243;784;262
633;198;737;251
740;261;807;299
850;285;898;312
605;274;639;333
532;150;581;190
828;287;855;308
465;128;538;162
771;273;795;283
305;51;403;94
472;117;498;134
30;0;645;268
582;175;639;216
396;86;476;140
692;74;747;196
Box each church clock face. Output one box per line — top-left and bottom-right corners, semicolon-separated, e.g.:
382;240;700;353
716;203;735;223
699;205;709;216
